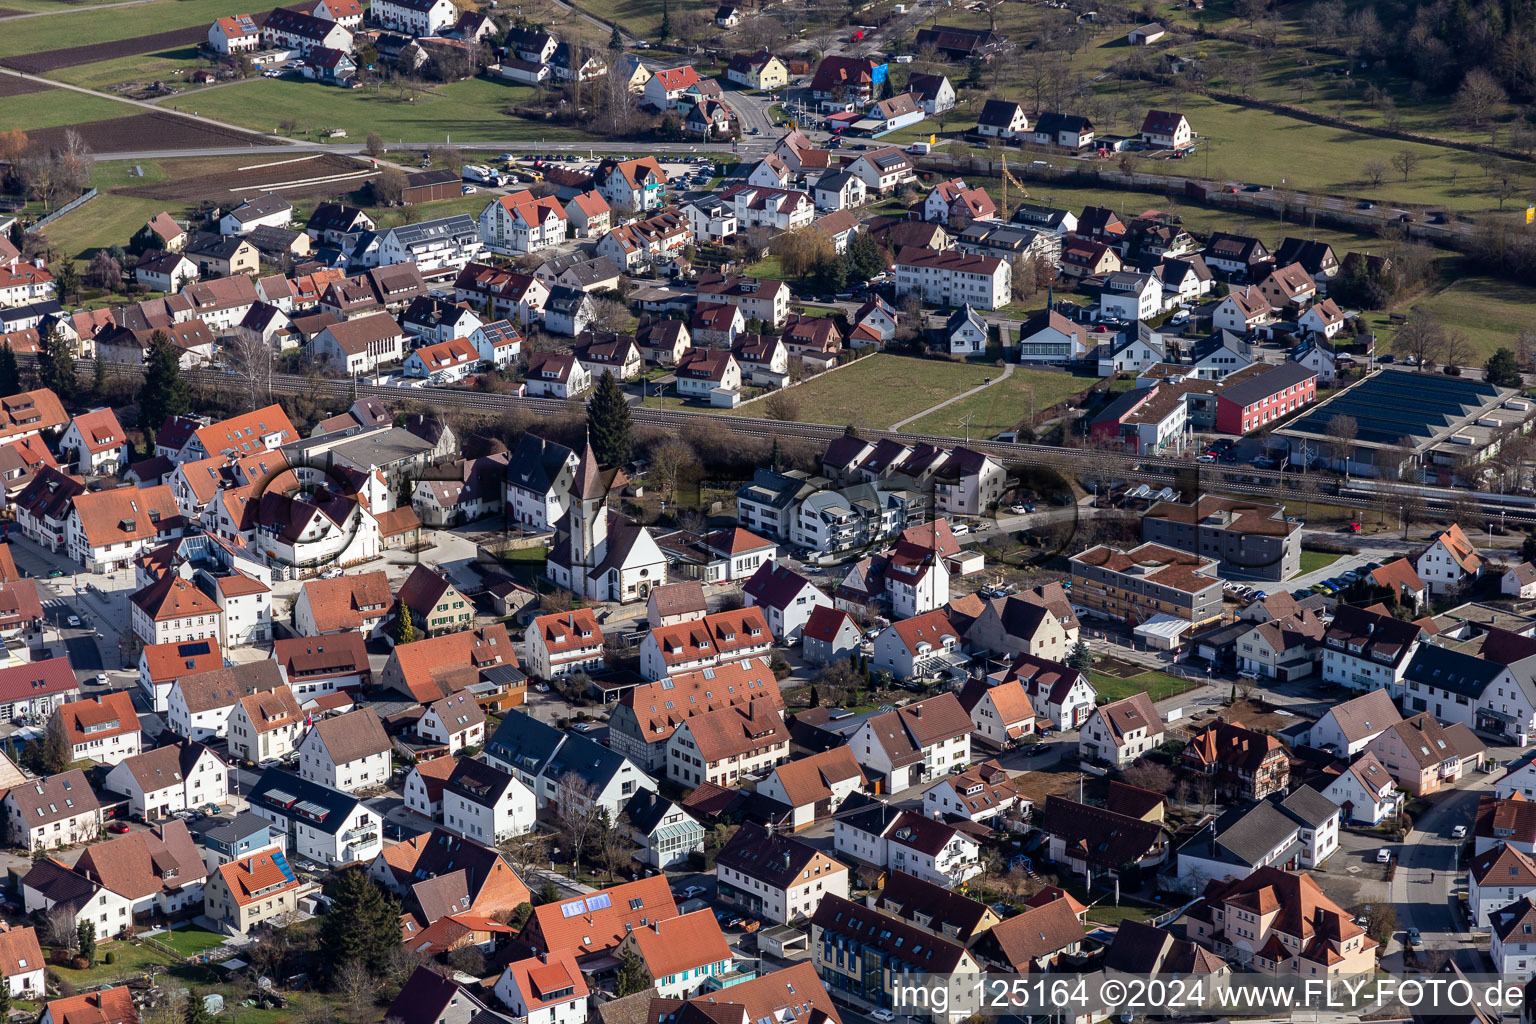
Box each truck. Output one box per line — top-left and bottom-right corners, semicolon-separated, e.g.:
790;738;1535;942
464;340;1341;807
907;141;931;155
462;164;502;186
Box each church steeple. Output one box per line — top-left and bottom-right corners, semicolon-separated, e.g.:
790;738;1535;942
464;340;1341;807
571;435;603;501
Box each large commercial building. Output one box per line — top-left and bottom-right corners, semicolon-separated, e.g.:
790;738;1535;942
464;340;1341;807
1276;369;1533;482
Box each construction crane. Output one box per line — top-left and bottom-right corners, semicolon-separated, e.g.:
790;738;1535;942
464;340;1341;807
1000;152;1029;214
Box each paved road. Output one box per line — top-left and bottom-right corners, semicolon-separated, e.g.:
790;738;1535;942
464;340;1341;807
0;0;155;19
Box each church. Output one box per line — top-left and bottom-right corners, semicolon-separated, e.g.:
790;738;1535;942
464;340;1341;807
544;441;668;603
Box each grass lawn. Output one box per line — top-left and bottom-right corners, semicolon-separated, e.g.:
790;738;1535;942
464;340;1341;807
1089;668;1196;704
1297;549;1343;576
2;87;142;132
49;44;206;92
1404;272;1536;365
744;254;784;279
731;353;994;429
0;0;235;56
1085;901;1165;927
161;75;604;143
150;925;226;957
49;942;177;987
563;0;715;42
905;368;1095;439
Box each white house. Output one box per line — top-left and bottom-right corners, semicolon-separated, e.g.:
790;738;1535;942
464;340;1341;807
616;911;733;998
1078;692;1163;768
891;249;1011;310
1416;524;1483;596
443;758;536;845
56;692;141;766
844;692;970;792
417;692;486;754
1308;689;1402;757
1319;752;1401;825
870;609;963;683
494;949;589;1024
525;609;605;680
715;821;851;924
403;756;456;821
1470;844;1536;929
246;769;382;866
1505;562;1536;599
227;687;304;764
956;677;1037;749
103;740;228;820
296;708;391;793
1099;272;1164;322
371;0;458;35
741;561;831;643
921;760;1018;824
754;747;866;832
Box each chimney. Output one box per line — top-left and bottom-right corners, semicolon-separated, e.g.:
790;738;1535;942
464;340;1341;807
539;951;547;963
913;705;922;718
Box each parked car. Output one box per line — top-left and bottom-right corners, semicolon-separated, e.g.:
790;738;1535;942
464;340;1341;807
1406;927;1422;947
1451;824;1468;839
107;821;131;834
65;615;80;628
680;885;707;899
871;1012;895;1022
1376;848;1393;863
571;722;592;732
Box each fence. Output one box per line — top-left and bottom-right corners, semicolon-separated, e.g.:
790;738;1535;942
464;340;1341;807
33;189;98;230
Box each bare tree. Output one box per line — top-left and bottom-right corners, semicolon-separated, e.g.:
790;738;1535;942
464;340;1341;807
502;829;554;877
221;330;276;412
1390;150;1422;182
1362;158;1388;188
588;297;632;334
1326;414;1358;471
333;958;375;1023
648;438;695;502
557;772;604;872
373;167;407;206
1393;310;1446;369
1455;67;1508;128
764;390;799;421
1443;329;1472;371
46;907;78;949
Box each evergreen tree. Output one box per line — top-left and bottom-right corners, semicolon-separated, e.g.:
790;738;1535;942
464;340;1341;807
844;231;887;282
1524;530;1536;564
92;351;106;395
0;343;18;397
42;711;71;775
1066;640;1093;672
586;370;633;466
54;260;79;305
808;684;819;707
609;24;624;50
616;948;650;996
138;331;189;432
184;991;213;1024
0;976;12;1015
319;867;404;976
1486;347;1524;387
393;597;417;646
659;0;672;39
770;437;781;471
36;326;76;401
77;921;95;966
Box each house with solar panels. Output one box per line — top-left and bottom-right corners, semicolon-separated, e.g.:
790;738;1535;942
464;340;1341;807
244;768;382;867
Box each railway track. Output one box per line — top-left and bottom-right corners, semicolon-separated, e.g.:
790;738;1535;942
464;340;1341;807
97;362;1536;529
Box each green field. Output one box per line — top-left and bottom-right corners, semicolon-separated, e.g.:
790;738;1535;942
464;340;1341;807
49;44;206;91
906;368;1095;439
736;353;995;429
161;76;603;143
0;0;234;56
48;942;177;987
564;0;713;42
1297;549;1343;576
2;86;143;132
1089;668;1196;704
1408;274;1536;364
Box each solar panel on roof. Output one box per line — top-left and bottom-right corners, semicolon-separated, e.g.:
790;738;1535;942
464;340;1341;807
294;800;328;818
266;788;297;803
586;892;612;911
180;641;212;656
560;899;588;918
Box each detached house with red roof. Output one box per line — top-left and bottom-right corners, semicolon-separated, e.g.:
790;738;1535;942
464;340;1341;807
593;157;668;213
293;570;391;637
1183;720;1290;800
209;14;261;52
1416;523;1483;596
921;760;1018;824
990;651;1096;731
870;609;963;683
478;191;570;256
639;607;774;680
67;484;183;573
956;675;1036;747
615;910;734;998
131;575;220;647
800;605;862;666
58;408;128;476
755;747;866;831
493;949;589;1024
645;65;702;110
1182;867;1376;974
40;986;138;1024
55;692;140;766
525;609;605;680
203;847;305;936
609;658;782;770
1140;109;1193;150
0;925;44;999
665;698;789;788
